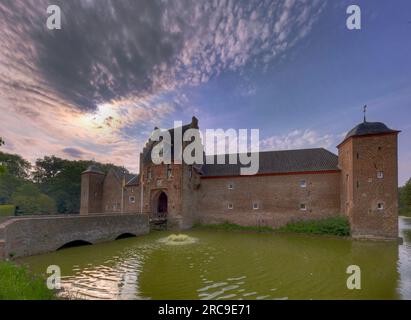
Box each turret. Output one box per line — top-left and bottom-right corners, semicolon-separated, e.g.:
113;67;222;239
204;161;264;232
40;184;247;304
338;120;400;239
80;165;105;214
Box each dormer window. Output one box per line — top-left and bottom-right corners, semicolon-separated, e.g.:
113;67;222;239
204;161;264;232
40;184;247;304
377;171;384;179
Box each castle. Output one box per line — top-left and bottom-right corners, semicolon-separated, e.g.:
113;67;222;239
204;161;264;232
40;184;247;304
80;117;400;239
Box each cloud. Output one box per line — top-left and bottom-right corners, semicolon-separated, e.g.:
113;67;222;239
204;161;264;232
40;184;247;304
62;147;86;158
0;0;327;172
261;129;335;151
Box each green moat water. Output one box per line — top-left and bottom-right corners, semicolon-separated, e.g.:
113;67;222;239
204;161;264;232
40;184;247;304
18;217;411;300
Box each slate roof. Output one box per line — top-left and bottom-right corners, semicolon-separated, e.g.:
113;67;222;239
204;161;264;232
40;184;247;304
344;121;398;140
125;174;140;186
110;167;139;185
201;148;339;177
82;164;104;175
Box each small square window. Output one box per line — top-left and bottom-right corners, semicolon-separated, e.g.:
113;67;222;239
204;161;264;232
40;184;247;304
253;202;259;210
129;196;135;203
300;203;307;211
228;203;233;210
377;171;384;179
300;180;307;188
377;203;384;210
228;183;234;190
156;179;162;187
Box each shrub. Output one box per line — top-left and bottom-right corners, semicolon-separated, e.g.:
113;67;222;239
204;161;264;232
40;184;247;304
0;204;15;216
278;216;351;236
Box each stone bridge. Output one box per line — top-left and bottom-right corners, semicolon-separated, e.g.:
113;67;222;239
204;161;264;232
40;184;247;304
0;213;149;260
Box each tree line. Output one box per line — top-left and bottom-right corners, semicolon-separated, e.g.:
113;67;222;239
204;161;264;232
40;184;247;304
399;178;411;216
0;138;127;215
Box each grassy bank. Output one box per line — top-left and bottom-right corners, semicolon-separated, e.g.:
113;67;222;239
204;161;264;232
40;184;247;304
0;205;15;217
193;222;274;233
277;216;350;236
0;261;55;300
195;216;350;237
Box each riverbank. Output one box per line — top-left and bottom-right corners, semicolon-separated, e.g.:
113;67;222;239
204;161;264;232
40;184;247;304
194;216;351;237
0;261;55;299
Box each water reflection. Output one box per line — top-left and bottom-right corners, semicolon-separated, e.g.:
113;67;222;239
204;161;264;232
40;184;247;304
18;218;411;300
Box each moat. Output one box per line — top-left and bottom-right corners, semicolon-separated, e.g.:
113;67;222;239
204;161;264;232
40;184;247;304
18;217;411;300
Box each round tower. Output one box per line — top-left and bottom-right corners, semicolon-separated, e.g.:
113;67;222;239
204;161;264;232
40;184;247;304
338;120;400;239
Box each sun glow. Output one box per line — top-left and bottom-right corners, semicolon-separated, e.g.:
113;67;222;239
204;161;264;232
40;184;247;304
80;103;123;132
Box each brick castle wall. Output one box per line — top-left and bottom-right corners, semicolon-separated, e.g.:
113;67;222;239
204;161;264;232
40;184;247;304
339;133;399;239
197;172;341;228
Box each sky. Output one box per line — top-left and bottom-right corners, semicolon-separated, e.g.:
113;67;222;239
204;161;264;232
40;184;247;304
0;0;410;185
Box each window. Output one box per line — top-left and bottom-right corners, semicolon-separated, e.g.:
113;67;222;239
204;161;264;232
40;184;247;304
377;202;384;210
300;203;307;211
131;188;134;193
253;202;259;210
228;203;233;210
300;180;307;188
189;166;193;178
148;169;152;180
129;196;135;203
167;165;172;178
228;183;234;190
156;179;162;187
377;171;384;179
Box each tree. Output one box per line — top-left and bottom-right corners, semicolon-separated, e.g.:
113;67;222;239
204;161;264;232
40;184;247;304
0;137;4;174
32;156;129;213
0;168;22;204
0;151;31;179
11;183;56;215
399;178;411;216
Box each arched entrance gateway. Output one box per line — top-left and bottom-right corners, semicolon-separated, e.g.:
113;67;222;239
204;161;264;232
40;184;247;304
157;192;168;218
150;191;168;230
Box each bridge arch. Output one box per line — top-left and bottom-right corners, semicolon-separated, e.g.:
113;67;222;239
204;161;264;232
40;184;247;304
115;233;136;240
57;240;92;250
